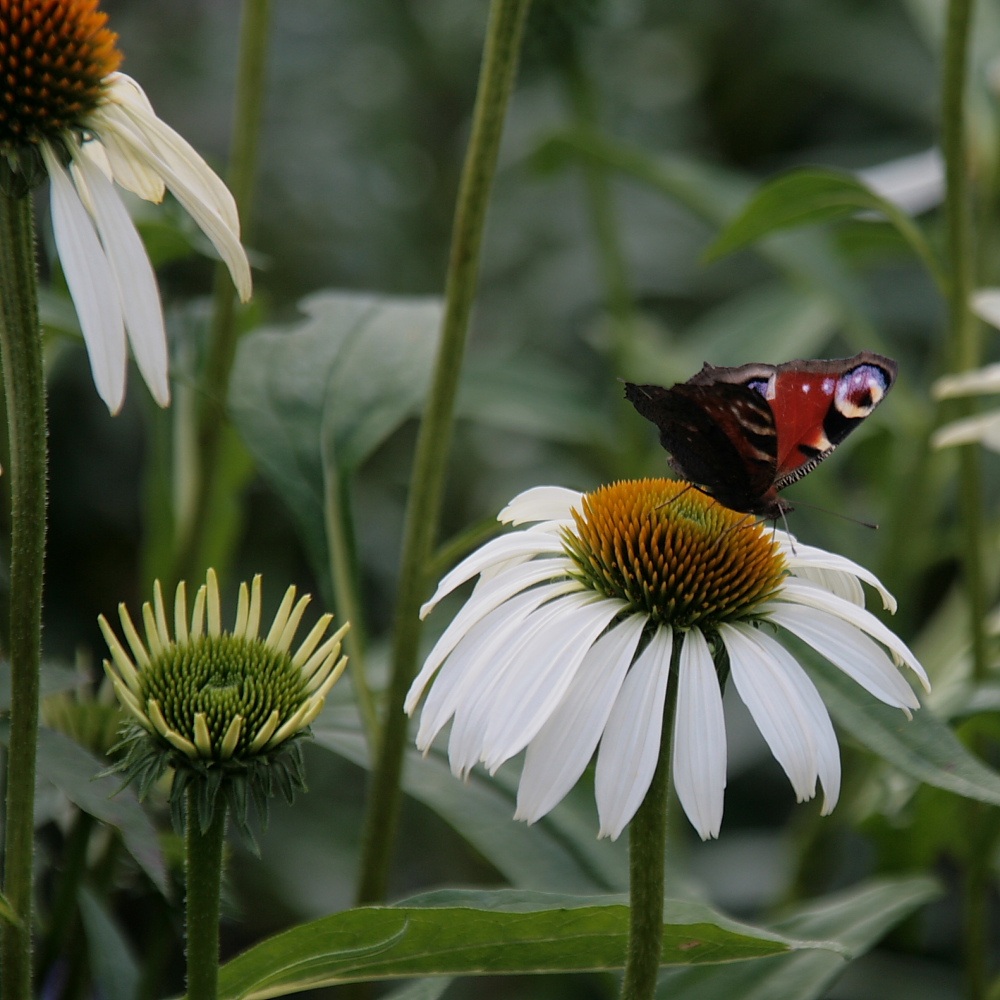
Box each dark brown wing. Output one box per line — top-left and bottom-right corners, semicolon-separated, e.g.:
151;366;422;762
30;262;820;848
623;381;779;514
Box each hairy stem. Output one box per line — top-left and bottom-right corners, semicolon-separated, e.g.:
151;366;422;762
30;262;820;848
0;187;47;1000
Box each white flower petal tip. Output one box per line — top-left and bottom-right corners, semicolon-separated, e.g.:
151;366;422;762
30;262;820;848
972;289;1000;331
932;412;1000;453
497;486;582;525
932;364;1000;401
856;148;944;215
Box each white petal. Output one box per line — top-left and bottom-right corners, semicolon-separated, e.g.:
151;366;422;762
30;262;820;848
721;623;818;803
856;148;943;215
94;118;167;202
93;84;251;300
791;566;865;608
447;591;599;776
72;152;170;406
407;563;581;709
482;597;627;770
498;486;583;525
972;289;1000;331
595;626;673;840
733;623;840;813
420;530;569;617
932;410;1000;452
671;628;727;840
765;602;921;713
515;615;646;823
784;543;896;612
933;363;1000;400
771;578;929;689
413;582;573;747
42;144;127;414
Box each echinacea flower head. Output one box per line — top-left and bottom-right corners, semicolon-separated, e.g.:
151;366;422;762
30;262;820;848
0;0;252;414
101;570;348;839
407;480;928;841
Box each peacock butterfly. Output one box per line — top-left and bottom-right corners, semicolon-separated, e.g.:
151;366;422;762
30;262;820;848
623;351;897;519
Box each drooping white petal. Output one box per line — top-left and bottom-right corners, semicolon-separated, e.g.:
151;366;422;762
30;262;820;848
482;597;626;771
856;148;943;215
772;577;929;689
93;117;167;202
784;543;896;612
96;95;251;300
413;582;575;747
105;74;240;231
932;411;1000;452
720;623;819;803
420;530;569;617
595;626;673;840
933;362;1000;400
42;143;127;414
498;486;582;525
71;152;170;407
765;602;921;712
671;628;727;840
972;289;1000;331
516;615;646;823
408;564;581;709
447;591;604;777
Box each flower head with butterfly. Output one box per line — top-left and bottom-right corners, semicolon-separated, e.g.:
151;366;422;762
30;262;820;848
406;354;924;840
407;480;926;840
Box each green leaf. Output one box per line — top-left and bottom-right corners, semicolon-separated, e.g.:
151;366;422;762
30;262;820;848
34;728;168;894
313;718;626;894
809;656;1000;805
702;168;942;287
217;889;835;999
78;884;141;1000
229;290;443;582
656;876;939;999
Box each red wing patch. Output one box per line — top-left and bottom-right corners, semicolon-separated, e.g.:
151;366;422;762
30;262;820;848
623;351;897;518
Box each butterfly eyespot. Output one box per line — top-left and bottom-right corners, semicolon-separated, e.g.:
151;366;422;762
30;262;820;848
835;364;891;418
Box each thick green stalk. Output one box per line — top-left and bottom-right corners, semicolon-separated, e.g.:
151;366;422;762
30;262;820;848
171;0;270;586
184;794;228;1000
940;2;989;996
619;645;679;1000
941;0;987;683
0;188;47;1000
355;0;532;904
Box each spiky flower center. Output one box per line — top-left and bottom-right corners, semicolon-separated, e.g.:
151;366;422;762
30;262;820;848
564;479;786;629
142;634;308;760
0;0;121;147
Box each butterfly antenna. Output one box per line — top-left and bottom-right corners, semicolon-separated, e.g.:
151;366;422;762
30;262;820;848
776;506;796;556
654;482;697;510
785;498;878;530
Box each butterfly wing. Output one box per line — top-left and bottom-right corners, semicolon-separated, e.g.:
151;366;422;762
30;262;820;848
623;381;779;514
691;352;898;490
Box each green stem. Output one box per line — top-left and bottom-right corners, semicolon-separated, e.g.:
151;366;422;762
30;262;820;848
322;466;378;748
0;187;47;1000
184;792;228;1000
620;643;679;1000
940;0;988;684
171;0;270;586
355;0;532;905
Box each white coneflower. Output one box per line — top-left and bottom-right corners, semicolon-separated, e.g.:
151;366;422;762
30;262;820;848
0;0;252;413
406;481;928;841
100;569;348;836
